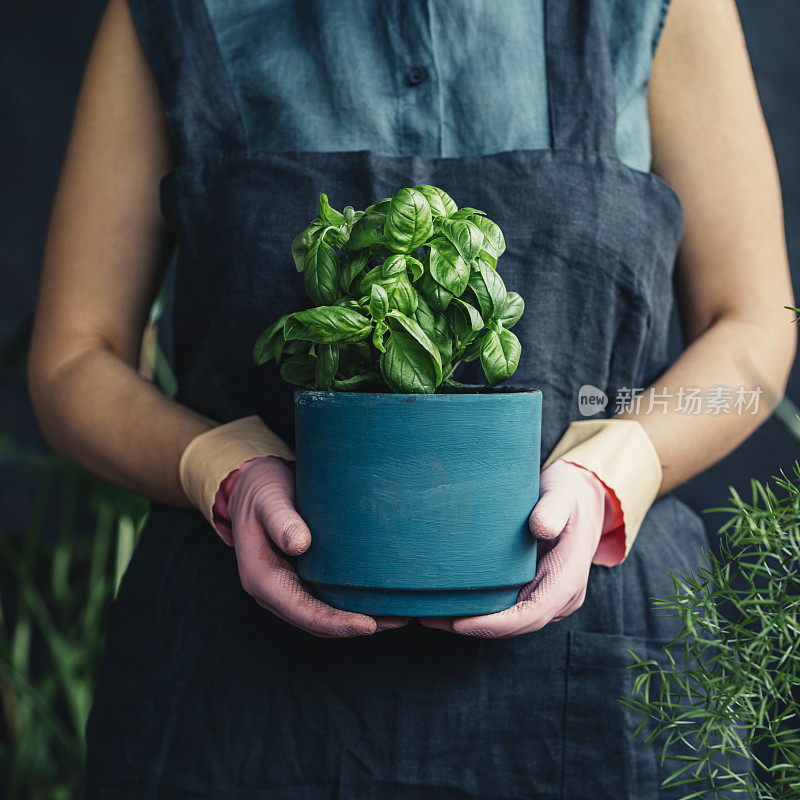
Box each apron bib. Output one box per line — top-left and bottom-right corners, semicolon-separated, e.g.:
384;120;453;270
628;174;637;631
88;2;717;797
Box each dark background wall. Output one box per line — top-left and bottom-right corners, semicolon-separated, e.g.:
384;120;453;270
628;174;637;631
2;1;799;534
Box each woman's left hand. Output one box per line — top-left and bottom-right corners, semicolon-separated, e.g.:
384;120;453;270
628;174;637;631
421;460;609;638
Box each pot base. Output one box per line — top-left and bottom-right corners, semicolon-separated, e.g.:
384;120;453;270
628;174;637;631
312;584;522;617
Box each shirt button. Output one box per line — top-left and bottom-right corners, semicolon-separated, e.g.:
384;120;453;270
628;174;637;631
405;66;429;87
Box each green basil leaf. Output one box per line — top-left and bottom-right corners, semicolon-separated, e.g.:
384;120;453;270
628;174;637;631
404;256;424;281
303;238;341;305
413;295;436;336
446;297;485;344
468;258;507;320
346;212;386;251
280;354;317;386
365;198;391;214
478;250;497;269
480;328;521;386
321;225;349;248
253;314;288;365
274;338;286;365
314;344;339;389
438;218;485;262
360;268;418;317
381;254;407;278
467;215;505;260
332;372;381;391
291;222;324;273
284;306;371;344
450;207;486;219
338;341;372;372
413;184;457;218
335;298;362;310
369;283;390;320
386;310;443;385
383;188;433;253
387;275;419;316
498;291;525;329
380;330;438;394
461;336;483;363
339;250;369;293
382;253;424;282
343;206;356;226
357;264;385;296
275;338;310;366
318;194;347;227
369;244;396;261
462;281;482;307
433;314;453;366
429;237;470;296
372;320;388;353
419;270;454;312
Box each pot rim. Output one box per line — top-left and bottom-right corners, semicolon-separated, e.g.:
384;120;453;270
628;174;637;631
295;385;542;401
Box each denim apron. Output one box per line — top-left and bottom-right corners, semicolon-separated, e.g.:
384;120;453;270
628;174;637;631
87;2;714;798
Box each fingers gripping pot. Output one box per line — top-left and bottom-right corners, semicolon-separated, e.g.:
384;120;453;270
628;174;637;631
295;388;542;616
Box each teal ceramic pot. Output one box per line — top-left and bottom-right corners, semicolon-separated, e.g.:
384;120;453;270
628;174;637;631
294;388;542;616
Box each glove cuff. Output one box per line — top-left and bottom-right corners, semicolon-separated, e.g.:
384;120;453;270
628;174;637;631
543;420;662;564
179;416;294;529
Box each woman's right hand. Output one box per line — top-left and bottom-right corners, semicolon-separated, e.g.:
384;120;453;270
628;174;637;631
224;456;405;638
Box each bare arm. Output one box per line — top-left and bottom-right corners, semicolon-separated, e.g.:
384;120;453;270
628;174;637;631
630;0;796;494
28;0;213;505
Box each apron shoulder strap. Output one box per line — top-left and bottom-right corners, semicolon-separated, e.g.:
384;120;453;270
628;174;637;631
128;0;617;162
127;0;248;163
545;0;618;156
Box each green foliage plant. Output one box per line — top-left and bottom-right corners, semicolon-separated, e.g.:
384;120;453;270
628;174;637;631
253;186;526;393
0;308;168;798
0;437;148;799
624;466;800;799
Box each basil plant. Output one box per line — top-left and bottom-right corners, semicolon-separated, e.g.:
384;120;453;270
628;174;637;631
254;185;525;394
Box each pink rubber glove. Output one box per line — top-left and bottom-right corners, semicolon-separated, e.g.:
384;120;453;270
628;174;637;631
214;456;408;638
421;459;623;638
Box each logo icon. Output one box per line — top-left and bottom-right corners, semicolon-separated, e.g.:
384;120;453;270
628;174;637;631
578;385;608;416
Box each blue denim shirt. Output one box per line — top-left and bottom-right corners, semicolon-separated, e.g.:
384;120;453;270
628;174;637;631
205;0;669;171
